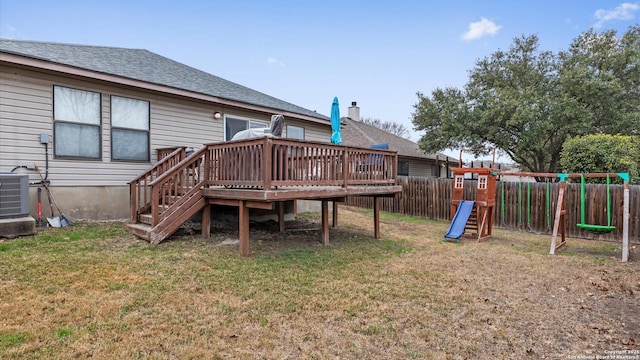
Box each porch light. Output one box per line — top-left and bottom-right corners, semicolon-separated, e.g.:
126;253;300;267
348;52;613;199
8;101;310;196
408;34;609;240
213;111;222;119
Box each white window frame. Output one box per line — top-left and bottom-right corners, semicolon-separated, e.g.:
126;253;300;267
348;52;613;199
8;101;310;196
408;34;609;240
454;175;464;189
478;175;488;189
110;95;150;162
53;85;102;160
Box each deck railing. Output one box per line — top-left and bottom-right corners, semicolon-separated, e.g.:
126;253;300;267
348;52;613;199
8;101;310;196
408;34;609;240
131;137;398;226
204;137;397;189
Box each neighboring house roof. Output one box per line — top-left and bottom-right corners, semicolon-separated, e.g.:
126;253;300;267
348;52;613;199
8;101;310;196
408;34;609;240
341;117;456;162
0;39;329;122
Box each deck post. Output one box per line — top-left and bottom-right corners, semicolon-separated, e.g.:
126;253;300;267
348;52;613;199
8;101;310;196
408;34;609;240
373;196;380;239
332;201;338;227
129;182;137;222
392;153;398;183
201;204;211;238
239;200;250;256
321;200;329;246
203;146;210;186
278;201;285;233
263;138;272;189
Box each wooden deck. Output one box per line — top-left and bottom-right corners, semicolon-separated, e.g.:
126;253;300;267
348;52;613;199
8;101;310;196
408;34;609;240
128;137;402;255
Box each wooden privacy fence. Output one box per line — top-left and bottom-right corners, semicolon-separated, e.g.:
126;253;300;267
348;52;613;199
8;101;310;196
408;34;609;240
345;176;640;242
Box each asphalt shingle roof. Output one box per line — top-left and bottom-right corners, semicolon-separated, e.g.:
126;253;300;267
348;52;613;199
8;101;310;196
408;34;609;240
341;117;456;162
0;39;329;121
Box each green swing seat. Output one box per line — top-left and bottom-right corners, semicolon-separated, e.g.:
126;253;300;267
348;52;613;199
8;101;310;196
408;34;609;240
577;174;616;234
576;223;616;233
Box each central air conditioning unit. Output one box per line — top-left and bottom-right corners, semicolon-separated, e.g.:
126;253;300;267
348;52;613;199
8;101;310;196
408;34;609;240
0;173;30;219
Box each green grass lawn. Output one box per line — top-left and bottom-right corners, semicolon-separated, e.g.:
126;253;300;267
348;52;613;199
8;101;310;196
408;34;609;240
1;207;638;359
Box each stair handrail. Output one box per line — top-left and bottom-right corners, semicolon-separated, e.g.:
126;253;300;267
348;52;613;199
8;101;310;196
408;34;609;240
149;146;207;187
131;147;186;184
130;147;186;222
149;146;208;226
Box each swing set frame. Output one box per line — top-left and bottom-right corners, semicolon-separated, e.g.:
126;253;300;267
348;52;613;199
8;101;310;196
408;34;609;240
499;172;631;262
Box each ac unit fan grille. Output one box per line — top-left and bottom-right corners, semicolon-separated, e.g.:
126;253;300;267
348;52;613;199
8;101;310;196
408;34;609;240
0;174;30;219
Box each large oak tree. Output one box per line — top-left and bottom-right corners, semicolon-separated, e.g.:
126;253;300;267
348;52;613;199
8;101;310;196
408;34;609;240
412;26;639;174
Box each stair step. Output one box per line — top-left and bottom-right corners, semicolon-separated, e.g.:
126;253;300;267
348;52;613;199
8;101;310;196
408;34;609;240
126;222;152;241
139;213;153;225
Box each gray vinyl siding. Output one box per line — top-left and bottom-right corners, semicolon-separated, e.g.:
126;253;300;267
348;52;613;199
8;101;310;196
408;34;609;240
1;65;330;187
151;100;222;150
283;118;331;142
1;67;53;186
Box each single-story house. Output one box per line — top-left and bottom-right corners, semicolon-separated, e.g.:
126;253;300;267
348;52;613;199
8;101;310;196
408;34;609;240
0;39;334;220
342;102;457;177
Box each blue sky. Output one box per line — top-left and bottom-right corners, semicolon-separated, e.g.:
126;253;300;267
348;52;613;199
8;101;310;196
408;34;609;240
1;0;638;150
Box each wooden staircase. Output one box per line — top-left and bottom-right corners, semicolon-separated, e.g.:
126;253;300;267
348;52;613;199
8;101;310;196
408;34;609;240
127;146;207;244
127;188;206;244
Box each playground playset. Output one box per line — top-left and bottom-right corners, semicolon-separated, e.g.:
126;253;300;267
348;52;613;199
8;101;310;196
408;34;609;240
445;167;497;241
444;150;631;262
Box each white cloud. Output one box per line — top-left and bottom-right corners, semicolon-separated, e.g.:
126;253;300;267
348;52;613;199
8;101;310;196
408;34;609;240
594;2;639;28
267;57;285;67
462;17;502;41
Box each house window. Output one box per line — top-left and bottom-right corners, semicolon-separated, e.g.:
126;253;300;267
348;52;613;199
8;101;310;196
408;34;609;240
287;125;305;140
111;96;150;161
225;116;267;140
431;165;440;177
478;175;488;190
398;161;409;176
53;85;101;159
454;175;464;189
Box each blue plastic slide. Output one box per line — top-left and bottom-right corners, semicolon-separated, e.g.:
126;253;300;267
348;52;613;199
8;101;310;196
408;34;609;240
444;200;475;240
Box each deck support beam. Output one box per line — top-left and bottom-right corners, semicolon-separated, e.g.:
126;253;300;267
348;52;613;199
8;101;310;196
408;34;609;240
373;196;380;239
321;200;330;246
201;204;211;238
278;201;285;233
332;201;338;228
239;201;250;256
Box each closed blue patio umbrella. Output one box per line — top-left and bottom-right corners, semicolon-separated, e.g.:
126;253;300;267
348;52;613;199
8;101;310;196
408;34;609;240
330;97;342;144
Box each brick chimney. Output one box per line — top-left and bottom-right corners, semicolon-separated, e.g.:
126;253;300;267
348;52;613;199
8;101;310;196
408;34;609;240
348;101;360;121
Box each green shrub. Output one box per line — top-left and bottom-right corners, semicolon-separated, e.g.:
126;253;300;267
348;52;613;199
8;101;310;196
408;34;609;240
560;134;640;184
